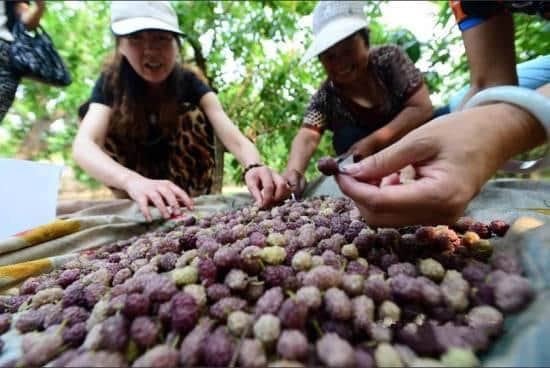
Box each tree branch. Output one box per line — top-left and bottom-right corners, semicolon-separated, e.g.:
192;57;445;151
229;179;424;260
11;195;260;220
14;117;53;159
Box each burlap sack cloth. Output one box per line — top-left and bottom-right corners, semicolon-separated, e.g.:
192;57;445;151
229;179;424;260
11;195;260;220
0;177;548;366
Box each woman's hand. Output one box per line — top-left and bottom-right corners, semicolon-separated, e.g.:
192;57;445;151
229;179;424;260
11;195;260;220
123;173;194;222
16;0;46;30
283;169;308;200
245;166;290;208
335;102;543;227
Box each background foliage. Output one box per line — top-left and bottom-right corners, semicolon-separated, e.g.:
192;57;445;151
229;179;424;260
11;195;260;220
1;0;549;191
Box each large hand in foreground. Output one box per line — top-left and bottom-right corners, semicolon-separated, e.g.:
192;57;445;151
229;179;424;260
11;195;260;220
124;174;193;222
335;107;519;227
245;166;290;208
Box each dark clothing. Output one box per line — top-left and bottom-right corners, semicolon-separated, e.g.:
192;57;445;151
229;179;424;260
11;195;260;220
88;68;217;196
0;38;20;121
5;1;22;31
103;102;217;197
432;105;451;119
450;0;550;31
90;70;212;107
302;44;424;155
0;1;28;122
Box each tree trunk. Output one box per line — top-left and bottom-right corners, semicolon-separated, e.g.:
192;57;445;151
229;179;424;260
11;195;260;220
185;35;224;194
14;117;52;159
211;136;225;194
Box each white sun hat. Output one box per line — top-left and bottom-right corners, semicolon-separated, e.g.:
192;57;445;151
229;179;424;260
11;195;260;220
301;1;368;64
111;1;184;36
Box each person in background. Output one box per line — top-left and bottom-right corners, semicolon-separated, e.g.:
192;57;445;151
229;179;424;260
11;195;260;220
433;1;550;117
283;1;433;198
0;0;46;122
450;0;549;110
438;55;550;116
73;1;289;222
335;0;550;227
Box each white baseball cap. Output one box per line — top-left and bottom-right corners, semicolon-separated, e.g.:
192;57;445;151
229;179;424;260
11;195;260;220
111;1;184;36
301;1;368;64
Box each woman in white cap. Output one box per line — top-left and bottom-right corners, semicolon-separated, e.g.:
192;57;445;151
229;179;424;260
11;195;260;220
73;1;289;221
0;0;46;122
284;1;433;197
334;1;550;227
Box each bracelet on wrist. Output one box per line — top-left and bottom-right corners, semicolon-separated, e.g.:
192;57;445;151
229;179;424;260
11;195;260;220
464;86;550;173
243;163;263;180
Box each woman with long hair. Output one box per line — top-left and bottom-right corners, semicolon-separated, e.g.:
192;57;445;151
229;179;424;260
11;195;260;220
0;0;46;122
73;1;289;221
283;1;433;198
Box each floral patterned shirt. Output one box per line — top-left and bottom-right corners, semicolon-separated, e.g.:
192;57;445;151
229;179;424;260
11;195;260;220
302;44;424;154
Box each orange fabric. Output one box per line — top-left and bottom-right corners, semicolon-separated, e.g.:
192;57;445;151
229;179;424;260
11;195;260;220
449;0;510;25
0;258;53;291
449;0;467;23
15;219;81;245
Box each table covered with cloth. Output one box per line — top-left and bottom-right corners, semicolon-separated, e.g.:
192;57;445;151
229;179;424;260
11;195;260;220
0;178;549;366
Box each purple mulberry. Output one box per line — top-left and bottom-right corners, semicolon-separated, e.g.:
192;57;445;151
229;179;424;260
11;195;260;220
198;258;218;287
130;316;159;349
179;318;215;366
255;287;284;316
62;322;86;347
277;329;308;361
57;269;81;288
171;292;199;334
278;298;308;329
100;314;129;351
210;296;247;321
123;293;150;318
207;283;231;302
201;326;234;367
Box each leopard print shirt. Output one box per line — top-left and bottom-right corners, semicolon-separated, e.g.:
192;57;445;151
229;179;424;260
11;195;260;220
302;44;424;134
104;102;216;197
90;71;216;196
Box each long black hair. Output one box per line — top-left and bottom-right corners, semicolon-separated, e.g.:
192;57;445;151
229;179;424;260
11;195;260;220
356;27;370;48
